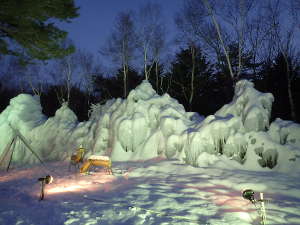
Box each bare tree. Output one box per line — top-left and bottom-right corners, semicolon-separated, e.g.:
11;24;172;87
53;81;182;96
136;2;166;81
26;63;44;96
50;39;78;104
151;24;167;91
291;0;300;28
175;0;210;52
178;0;258;82
200;0;256;81
246;3;272;74
176;0;231;78
77;49;102;106
264;0;299;121
102;11;137;98
0;56;28;91
175;1;206;108
0;55;48;96
218;0;255;78
200;0;236;80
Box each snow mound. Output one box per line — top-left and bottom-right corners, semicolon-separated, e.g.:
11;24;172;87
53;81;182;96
0;94;46;132
215;80;274;132
91;80;196;161
0;81;197;166
268;118;300;146
0;94;47;165
176;80;299;174
245;131;300;173
0;80;299;174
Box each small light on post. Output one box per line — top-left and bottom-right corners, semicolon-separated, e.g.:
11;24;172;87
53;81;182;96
242;189;255;203
242;189;268;225
38;175;53;201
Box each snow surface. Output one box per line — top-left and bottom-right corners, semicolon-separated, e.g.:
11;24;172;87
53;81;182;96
0;159;300;225
0;79;300;224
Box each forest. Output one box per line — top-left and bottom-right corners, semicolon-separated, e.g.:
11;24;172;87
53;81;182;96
0;0;299;122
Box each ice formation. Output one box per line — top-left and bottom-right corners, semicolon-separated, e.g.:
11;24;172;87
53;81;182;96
0;80;299;173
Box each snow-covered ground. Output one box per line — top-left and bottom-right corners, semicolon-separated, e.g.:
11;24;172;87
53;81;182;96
1;79;300;224
0;158;300;225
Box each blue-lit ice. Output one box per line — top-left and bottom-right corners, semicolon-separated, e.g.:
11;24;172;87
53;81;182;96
0;80;300;224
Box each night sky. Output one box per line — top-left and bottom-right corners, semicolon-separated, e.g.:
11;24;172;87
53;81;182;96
59;0;183;56
59;0;300;71
0;0;299;123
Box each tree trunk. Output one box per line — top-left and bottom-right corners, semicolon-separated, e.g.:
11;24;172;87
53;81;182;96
144;45;148;80
155;61;159;93
123;63;127;98
282;54;297;121
189;45;196;111
201;0;235;80
67;61;71;105
287;76;296;121
122;39;128;98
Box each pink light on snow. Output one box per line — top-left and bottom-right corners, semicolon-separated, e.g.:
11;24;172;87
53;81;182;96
213;194;250;208
0;167;44;182
47;183;94;194
179;183;255;213
47;175;117;194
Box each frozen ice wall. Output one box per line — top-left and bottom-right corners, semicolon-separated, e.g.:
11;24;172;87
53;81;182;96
0;81;200;166
88;80;201;161
0;80;299;173
0;94;47;165
215;80;274;132
181;80;300;173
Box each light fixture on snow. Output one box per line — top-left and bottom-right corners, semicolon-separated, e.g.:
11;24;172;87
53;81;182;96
242;189;255;203
242;189;268;225
38;175;53;201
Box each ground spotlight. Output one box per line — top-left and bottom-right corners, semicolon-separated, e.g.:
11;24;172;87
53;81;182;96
38;175;53;200
242;189;268;225
242;189;255;203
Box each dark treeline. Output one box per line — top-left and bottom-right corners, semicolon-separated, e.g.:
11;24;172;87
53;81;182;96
0;0;299;122
0;47;299;122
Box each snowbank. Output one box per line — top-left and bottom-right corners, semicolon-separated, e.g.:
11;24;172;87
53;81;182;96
181;80;299;173
215;80;274;132
0;80;299;174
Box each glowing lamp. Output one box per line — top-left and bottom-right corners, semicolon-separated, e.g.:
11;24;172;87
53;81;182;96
242;189;255;203
38;175;53;184
242;189;268;225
